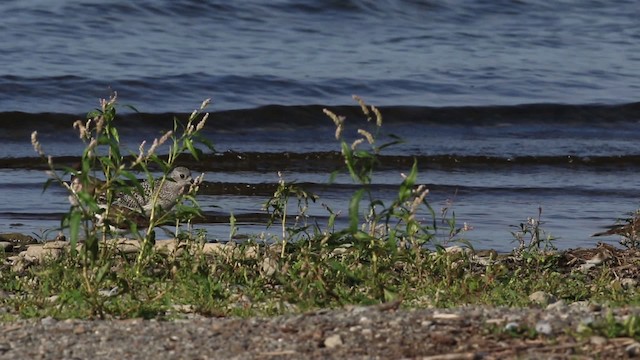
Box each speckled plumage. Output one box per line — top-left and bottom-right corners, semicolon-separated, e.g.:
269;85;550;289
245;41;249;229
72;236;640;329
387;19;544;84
592;211;640;248
114;167;193;215
68;167;194;230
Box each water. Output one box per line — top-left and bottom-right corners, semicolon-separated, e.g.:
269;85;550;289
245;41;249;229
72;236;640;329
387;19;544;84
1;0;639;252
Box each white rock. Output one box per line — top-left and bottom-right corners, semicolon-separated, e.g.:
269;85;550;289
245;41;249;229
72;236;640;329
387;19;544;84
433;312;460;320
504;322;519;331
529;291;556;306
579;263;596;272
261;257;278;276
535;320;553;336
324;334;343;348
98;286;119;297
590;336;607;346
622;278;638;289
546;300;566;311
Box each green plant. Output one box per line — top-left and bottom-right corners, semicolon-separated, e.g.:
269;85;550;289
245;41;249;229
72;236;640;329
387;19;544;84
510;206;557;256
30;93;213;316
263;171;318;258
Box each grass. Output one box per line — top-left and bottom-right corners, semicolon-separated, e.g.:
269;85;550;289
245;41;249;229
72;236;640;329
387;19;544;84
2;94;640;341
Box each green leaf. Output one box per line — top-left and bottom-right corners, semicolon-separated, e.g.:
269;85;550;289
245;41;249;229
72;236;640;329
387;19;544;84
69;209;81;256
195;135;216;152
383;288;398;302
398;159;419;202
185;139;200;160
348;189;365;232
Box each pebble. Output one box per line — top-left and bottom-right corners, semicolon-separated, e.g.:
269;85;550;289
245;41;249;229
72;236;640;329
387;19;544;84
581;315;595;325
622;278;638;289
576;323;590;333
504;322;519;331
324;334;343;348
589;336;607;346
40;317;56;326
98;286;119;297
626;341;640;357
535;320;553;336
528;291;556;306
433;312;460;320
421;320;433;327
261;257;277;276
546;300;566;311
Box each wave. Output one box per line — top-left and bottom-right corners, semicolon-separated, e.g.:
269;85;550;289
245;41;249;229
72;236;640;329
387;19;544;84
1;101;639;132
5;152;640;172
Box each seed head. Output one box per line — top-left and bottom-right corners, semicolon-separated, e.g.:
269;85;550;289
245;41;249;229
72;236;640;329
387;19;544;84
357;129;374;144
352;95;371;118
31;131;44;156
372;106;383;127
200;98;211;110
196;113;209;132
351;138;364;150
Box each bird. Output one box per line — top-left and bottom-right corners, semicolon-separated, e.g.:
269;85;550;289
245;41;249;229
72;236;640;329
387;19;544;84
113;166;193;215
592;211;640;248
68;167;194;231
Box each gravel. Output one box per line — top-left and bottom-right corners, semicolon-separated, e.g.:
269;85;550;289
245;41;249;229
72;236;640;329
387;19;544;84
2;304;639;359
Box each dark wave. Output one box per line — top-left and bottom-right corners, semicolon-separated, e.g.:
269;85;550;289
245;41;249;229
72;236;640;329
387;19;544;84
1;101;640;134
5;152;640;172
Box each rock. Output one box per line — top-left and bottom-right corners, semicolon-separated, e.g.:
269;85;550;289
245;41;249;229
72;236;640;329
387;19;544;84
590;336;607;346
504;322;519;331
73;325;87;335
546;300;567;311
622;278;638;289
261;257;278;276
40;317;56;326
324;334;343;348
202;242;236;257
0;233;37;245
529;291;556;306
576;323;590;333
588;303;603;312
172;304;196;313
626;341;640;357
444;245;470;255
535;320;553;336
98;287;119;297
154;239;183;254
114;239;141;254
433;312;460;320
579;262;596;272
42;240;67;249
581;315;595;326
0;241;12;252
569;300;590;310
21;244;64;263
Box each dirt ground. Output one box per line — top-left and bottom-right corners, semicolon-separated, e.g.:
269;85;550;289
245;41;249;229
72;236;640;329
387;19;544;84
2;304;640;359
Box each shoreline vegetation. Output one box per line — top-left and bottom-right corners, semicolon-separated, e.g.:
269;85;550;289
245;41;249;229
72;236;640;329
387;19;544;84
2;95;640;357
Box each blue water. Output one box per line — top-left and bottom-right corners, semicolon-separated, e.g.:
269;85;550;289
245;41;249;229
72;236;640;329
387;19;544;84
1;0;638;113
1;0;640;252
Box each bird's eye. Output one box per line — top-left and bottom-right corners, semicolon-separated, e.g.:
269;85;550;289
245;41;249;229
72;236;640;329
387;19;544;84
180;174;185;179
